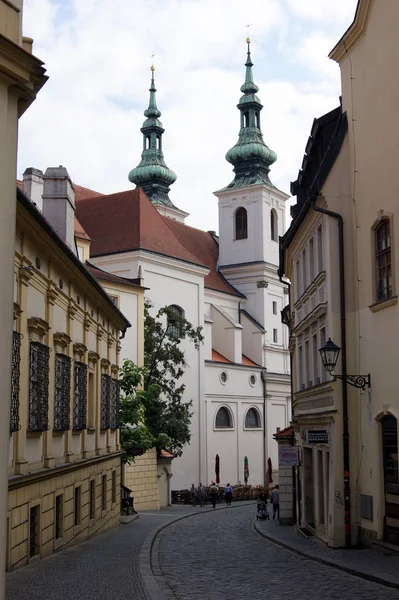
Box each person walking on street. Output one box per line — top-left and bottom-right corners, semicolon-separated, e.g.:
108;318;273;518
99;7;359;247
225;483;233;506
197;482;206;507
271;485;279;520
209;482;218;509
189;483;197;507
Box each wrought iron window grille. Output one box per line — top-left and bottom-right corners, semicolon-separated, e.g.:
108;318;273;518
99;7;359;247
29;341;50;432
10;331;22;433
54;354;71;432
110;379;120;430
101;374;111;430
73;361;87;430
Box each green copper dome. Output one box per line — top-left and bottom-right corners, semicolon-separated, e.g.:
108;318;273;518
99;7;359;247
128;67;177;207
222;40;277;190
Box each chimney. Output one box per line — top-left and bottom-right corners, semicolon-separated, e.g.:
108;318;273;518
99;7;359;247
22;167;44;210
42;166;75;249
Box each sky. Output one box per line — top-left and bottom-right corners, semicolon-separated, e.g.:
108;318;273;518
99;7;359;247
19;0;359;233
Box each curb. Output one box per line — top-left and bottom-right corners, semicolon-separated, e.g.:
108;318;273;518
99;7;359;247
139;502;255;600
253;519;399;591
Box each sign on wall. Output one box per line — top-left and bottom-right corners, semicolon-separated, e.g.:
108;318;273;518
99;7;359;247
307;430;328;444
278;446;299;467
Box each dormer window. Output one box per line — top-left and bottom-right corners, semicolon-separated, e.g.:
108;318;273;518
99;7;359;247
235;207;248;240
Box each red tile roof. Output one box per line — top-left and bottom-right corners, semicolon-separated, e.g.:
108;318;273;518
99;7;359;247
74;183;104;202
242;354;260;367
274;426;294;439
86;262;142;287
212;349;231;363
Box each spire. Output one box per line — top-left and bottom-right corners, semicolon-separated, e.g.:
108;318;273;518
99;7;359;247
222;39;277;191
128;64;177;207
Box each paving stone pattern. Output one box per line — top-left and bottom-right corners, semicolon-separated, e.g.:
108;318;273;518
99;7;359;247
158;504;399;600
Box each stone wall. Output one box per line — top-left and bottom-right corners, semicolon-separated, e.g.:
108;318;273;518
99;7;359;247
124;448;160;511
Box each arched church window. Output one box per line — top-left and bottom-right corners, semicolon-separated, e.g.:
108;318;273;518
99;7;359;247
255;112;260;128
235;207;248;240
145;135;151;150
270;209;278;241
244;111;249;128
245;408;261;428
167;305;184;338
215;407;233;429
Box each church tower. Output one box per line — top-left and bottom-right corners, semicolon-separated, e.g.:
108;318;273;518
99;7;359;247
129;64;188;222
214;38;290;373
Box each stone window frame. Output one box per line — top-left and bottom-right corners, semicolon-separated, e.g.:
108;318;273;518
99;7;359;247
243;406;262;430
234;206;248;240
214;405;234;430
369;212;398;312
270;208;278;242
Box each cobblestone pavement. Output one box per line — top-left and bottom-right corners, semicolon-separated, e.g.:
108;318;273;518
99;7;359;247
157;504;399;600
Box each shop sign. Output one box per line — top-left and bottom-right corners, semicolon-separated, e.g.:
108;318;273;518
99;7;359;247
278;446;299;467
307;430;328;444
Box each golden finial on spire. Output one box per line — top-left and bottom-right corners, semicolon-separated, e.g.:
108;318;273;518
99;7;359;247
150;51;156;71
245;21;252;44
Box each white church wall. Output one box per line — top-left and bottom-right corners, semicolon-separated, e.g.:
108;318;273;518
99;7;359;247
204;319;212;360
240;312;264;365
100;284;139;365
210;304;242;363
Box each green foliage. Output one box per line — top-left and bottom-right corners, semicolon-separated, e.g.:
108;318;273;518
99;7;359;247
119;300;204;462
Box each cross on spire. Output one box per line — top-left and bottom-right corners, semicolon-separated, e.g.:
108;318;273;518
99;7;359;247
244;21;252;43
150;51;156;71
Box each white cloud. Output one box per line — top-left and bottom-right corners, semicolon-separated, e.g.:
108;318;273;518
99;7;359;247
19;0;358;232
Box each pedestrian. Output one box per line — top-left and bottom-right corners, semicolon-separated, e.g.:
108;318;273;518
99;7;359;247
271;485;279;520
209;481;218;509
225;482;233;506
189;483;197;507
197;482;206;507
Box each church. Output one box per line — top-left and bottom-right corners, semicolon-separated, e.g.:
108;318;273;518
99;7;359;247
22;39;291;490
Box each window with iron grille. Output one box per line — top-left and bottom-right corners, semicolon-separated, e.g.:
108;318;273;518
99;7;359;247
73;362;87;430
10;331;22;433
167;305;184;339
101;374;111;429
29;342;50;432
54;354;71;432
376;220;392;302
110;379;120;430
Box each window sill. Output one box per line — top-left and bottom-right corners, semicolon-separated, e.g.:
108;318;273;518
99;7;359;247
26;431;43;438
369;296;398;313
214;427;234;432
243;427;263;431
87;428;96;434
72;429;83;435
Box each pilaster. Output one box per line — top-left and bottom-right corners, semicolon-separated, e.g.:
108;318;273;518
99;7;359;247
43;282;57;468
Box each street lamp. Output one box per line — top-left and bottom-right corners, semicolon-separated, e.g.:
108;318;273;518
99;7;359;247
319;338;371;391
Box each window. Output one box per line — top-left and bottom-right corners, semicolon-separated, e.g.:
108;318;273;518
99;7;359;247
220;371;228;384
255;111;260;128
55;495;63;540
88;371;95;429
312;333;319;385
10;331;22;433
145;135;150;150
73;362;87;430
215;407;233;429
305;339;310;387
90;479;95;520
245;408;261;428
54;354;71;432
273;329;278;343
317;225;323;273
110;379;120;430
74;487;81;527
273;301;277;315
101;374;111;430
376;220;392;302
298;345;303;390
302;248;307;292
102;474;107;511
309;238;315;282
156;135;161;150
167;305;184;339
320;327;326;382
235;207;248;240
295;260;300;299
29;342;50;432
249;374;256;386
112;470;117;504
244;111;249;127
109;295;119;307
29;505;40;558
270;209;278;241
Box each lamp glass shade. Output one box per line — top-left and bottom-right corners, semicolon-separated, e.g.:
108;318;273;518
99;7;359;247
319;338;340;374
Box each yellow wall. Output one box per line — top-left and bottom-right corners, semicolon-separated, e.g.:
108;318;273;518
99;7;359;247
124;448;160;511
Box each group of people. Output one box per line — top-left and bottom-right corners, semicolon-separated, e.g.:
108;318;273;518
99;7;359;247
189;482;234;509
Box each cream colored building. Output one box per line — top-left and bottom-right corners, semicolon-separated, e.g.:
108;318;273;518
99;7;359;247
0;0;47;587
8;181;131;570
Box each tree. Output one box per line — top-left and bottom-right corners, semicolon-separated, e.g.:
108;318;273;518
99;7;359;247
119;300;203;462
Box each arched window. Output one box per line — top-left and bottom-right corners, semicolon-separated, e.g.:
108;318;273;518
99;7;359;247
145;135;150;150
215;407;233;429
245;408;261;428
167;305;184;339
270;209;278;241
156;135;161;150
375;219;392;302
244;111;249;127
235;207;248;240
255;111;260;128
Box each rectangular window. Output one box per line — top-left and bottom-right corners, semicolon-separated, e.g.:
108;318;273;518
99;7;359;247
320;327;326;382
305;339;310;387
88;371;95;429
112;470;117;504
54;354;71;432
317;225;323;273
74;487;81;527
295;260;300;299
10;331;22;433
29;342;50;432
101;374;111;430
273;301;277;315
298;345;304;390
102;475;107;511
110;379;120;430
73;362;87;430
376;220;392;302
55;495;63;540
309;238;315;282
312;333;319;385
273;329;278;343
302;248;307;292
90;479;95;520
29;505;40;557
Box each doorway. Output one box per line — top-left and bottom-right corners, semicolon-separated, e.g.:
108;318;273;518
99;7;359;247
303;447;315;529
382;415;399;544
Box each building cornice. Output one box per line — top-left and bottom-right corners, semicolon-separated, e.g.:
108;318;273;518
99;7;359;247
329;0;373;63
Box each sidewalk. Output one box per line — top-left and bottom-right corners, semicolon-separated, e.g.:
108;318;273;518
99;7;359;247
254;514;399;590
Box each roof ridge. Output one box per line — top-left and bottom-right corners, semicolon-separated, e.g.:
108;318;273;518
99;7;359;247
156;208;207;267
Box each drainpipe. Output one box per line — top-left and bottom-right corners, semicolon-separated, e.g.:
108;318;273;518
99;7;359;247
308;195;351;548
261;368;267;486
